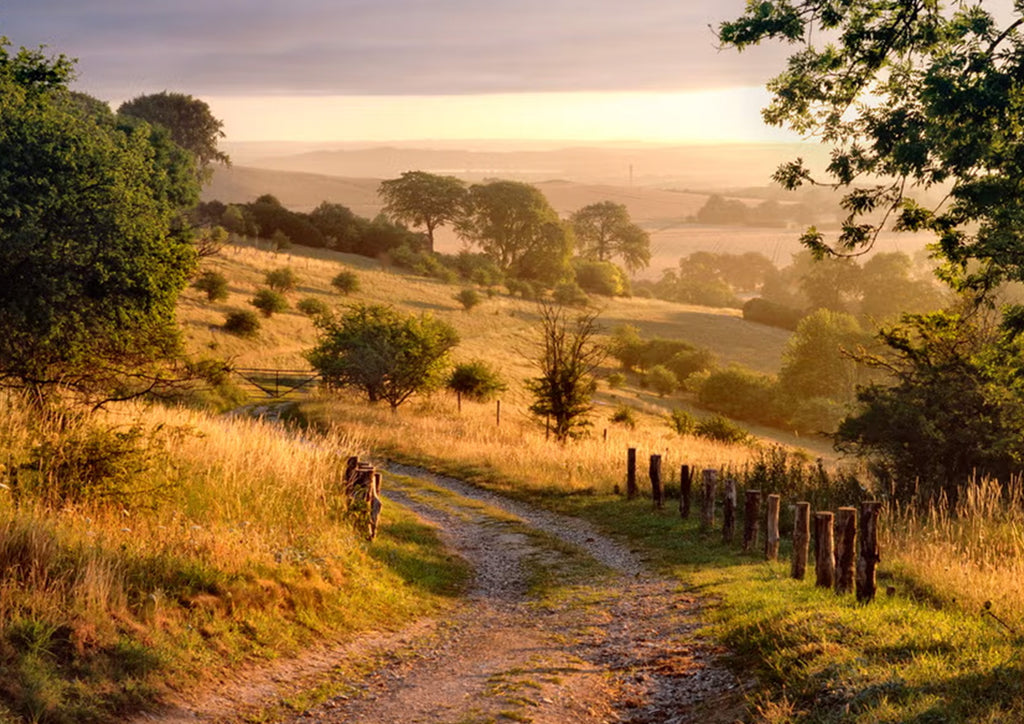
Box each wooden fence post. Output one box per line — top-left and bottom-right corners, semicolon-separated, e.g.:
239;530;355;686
765;494;781;561
856;501;883;603
679;465;692;519
649;454;663;510
496;400;501;426
835;507;858;594
700;469;717;532
814;512;836;589
742;490;761;553
722;478;737;543
626;448;638;499
791;502;810;580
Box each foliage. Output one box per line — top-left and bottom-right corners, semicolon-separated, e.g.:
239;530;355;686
778;309;869;403
250;289;289;318
457;180;572;285
605;372;626;389
447;360;507;403
694;415;751;444
667;409;696;436
222;310;261;337
572;259;630;297
378;171;467;253
742;297;803;331
296;297;330;318
552;280;589;307
696;366;781;426
330;270;360;295
194;225;229;259
570;201;651;273
526;304;605;442
607;326;712;382
609;405;637;429
264;267;299;293
505;279;540;300
271;229;292;252
307;304;459;411
455;288;482;311
0;40;199;402
117;91;228;181
837;307;1024;503
192;271;229;302
719;2;1024;293
645;365;678;397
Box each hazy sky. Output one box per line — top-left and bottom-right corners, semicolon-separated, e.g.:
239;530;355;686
4;1;799;143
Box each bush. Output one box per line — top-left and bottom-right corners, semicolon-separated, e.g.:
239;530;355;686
610;405;637;429
331;270;360;295
667;409;696;435
666;348;716;382
264;267;299;292
506;279;539;300
646;365;678;397
250;289;289;318
743;297;804;331
573;259;629;296
448;360;507;403
223;310;261;337
455;288;483;311
695;415;751;444
552;280;589;306
696;366;781;425
606;372;627;389
193;270;229;301
297;296;330;318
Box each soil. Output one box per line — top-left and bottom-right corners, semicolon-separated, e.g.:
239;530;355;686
132;464;749;724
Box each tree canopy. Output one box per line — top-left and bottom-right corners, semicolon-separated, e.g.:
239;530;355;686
378;171;467;253
457;180;572;286
0;39;199;402
570;201;651;273
719;1;1024;292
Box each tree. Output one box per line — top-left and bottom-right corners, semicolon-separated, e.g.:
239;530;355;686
118;91;229;181
455;288;482;311
193;271;229;302
307;304;459;411
447;360;506;411
223;310;261;338
0;39;199;403
264;267;299;293
526;304;605;442
379;171;467;253
457;181;572;286
778;309;870;403
719;2;1024;293
331;270;360;295
570;202;651;273
250;289;288;317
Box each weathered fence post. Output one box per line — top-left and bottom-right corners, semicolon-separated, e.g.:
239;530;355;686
700;469;717;532
649;454;663;510
856;501;883;603
742;490;761;553
496;400;501;426
722;478;737;543
679;465;693;519
626;448;638;499
368;471;383;541
814;512;836;589
791;502;811;580
835;507;858;594
765;494;781;561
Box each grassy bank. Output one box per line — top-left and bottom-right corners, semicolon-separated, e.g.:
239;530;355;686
0;395;468;722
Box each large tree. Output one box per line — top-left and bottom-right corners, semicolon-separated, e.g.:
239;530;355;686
719;1;1024;293
0;39;199;402
457;180;572;285
118;91;229;181
570;201;651;274
378;171;467;253
307;304;459;411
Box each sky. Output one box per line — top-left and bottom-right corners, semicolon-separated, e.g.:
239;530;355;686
3;1;800;144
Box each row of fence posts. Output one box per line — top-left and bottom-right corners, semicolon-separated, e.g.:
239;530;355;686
344;456;383;541
626;447;883;602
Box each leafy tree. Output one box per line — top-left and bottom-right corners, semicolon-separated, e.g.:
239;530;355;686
117;91;229;180
573;259;630;297
859;251;946;322
331;270;360;295
457;181;572;285
455;288;482;311
779;309;870;403
250;289;288;317
223;310;260;338
307;304;459;411
0;40;199;402
695;194;749;225
570;201;651;273
193;271;229;302
646;365;678;397
719;2;1024;292
526;304;605;442
195;225;229;259
552;280;589;307
447;360;506;410
667;409;696;436
296;297;330;318
264;267;299;293
379;171;467;253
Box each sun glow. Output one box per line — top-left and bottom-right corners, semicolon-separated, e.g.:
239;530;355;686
206;88;797;143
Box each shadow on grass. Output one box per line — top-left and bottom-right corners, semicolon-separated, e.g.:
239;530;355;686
367;518;471;599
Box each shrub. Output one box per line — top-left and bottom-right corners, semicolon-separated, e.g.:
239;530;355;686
666;348;716;382
448;360;507;403
455;288;483;311
606;372;627;389
646;365;678;397
506;279;539;300
573;259;629;296
610;405;637;429
695;415;751;444
223;309;261;337
193;270;229;301
297;296;330;318
264;267;299;293
742;297;804;331
331;270;360;295
250;289;289;318
667;409;696;435
696;365;781;425
552;280;589;306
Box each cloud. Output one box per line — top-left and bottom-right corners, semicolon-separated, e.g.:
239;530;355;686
4;0;788;99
